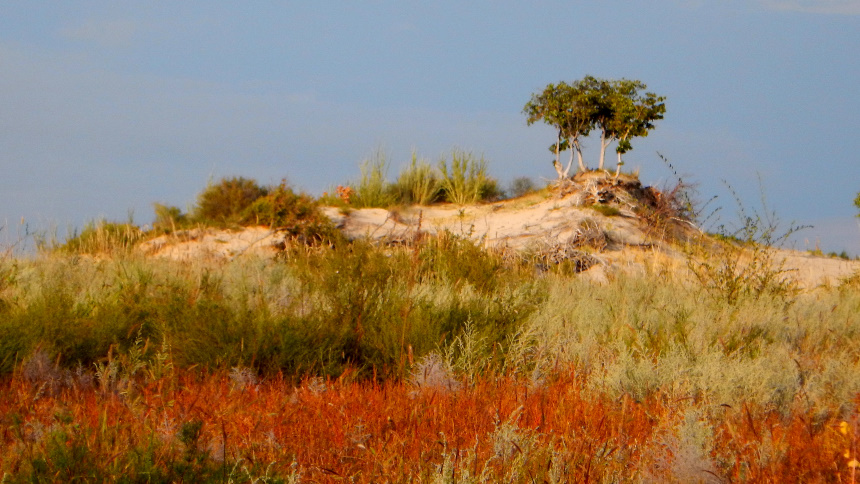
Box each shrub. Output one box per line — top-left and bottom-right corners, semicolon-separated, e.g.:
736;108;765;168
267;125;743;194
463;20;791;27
351;150;397;208
685;182;804;306
243;179;339;243
438;150;500;205
60;220;144;255
193;177;268;225
508;176;537;199
152;203;187;232
393;152;440;205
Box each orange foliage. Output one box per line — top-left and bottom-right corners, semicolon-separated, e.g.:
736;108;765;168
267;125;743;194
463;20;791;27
336;185;354;204
0;370;857;482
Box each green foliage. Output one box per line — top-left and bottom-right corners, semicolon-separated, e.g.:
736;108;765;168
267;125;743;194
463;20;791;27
193;177;268;226
686;183;804;306
60;219;144;255
438;150;500;205
507;176;537;199
243;179;339;243
153;203;187;232
8;412;233;483
351;150;397;208
591;203;621;217
327;148;499;208
394;152;440;205
524;80;596;177
276;237;540;378
153;178;336;243
0;236;543;380
514;271;860;414
599;78;666;168
4;235;860;423
854;191;860;216
525;75;666;175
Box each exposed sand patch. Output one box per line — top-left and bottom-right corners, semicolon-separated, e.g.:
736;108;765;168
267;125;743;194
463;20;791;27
321;193;652;250
139;192;860;289
138;226;287;261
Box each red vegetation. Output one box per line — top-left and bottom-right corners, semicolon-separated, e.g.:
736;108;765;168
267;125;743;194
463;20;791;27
1;369;856;482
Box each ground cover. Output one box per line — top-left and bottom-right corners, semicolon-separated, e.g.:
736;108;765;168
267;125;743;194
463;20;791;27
4;171;860;481
2;368;857;482
2;240;860;481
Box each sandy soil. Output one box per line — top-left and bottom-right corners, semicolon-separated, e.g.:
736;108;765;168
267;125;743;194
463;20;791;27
139;193;859;289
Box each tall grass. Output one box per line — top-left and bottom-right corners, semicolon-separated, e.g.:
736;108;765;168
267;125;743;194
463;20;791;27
351;149;396;208
393;151;440;205
58;219;145;255
4;236;860;413
0;236;542;379
3;230;860;480
438;150;500;205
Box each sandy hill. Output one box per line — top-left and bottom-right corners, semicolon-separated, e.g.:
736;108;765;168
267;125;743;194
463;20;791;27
139;174;859;289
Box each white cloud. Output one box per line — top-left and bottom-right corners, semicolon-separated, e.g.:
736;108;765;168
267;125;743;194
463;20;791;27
761;0;860;14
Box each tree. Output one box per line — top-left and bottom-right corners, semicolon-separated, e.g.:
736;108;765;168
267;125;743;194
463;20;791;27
524;76;665;177
599;79;666;170
524;81;595;178
854;192;860;217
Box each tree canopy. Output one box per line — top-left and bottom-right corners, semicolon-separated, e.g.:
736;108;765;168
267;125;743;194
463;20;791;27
524;76;666;178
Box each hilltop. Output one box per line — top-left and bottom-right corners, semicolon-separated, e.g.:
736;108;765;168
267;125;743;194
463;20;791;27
139;172;859;289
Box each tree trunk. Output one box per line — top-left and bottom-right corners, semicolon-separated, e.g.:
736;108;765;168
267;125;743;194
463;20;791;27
563;149;575;177
573;139;586;172
553;130;563;179
598;131;607;171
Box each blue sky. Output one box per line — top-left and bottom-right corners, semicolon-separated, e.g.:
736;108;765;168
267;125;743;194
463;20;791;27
2;1;859;254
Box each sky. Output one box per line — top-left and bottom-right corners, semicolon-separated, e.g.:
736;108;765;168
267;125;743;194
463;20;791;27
1;1;859;254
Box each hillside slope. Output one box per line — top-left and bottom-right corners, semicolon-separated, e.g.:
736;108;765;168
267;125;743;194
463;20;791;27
139;177;859;289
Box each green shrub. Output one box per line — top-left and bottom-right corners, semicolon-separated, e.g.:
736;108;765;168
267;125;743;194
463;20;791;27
276;238;541;378
508;176;537;199
686;182;804;306
152;203;187;232
351;150;397;208
438;150;500;205
193;177;268;225
243;180;340;243
60;220;144;255
394;152;440;205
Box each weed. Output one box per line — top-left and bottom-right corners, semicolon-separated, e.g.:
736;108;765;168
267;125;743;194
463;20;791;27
686;180;805;305
410;352;461;393
153;203;188;232
351;149;397;208
59;219;144;255
438;150;500;205
395;151;441;205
